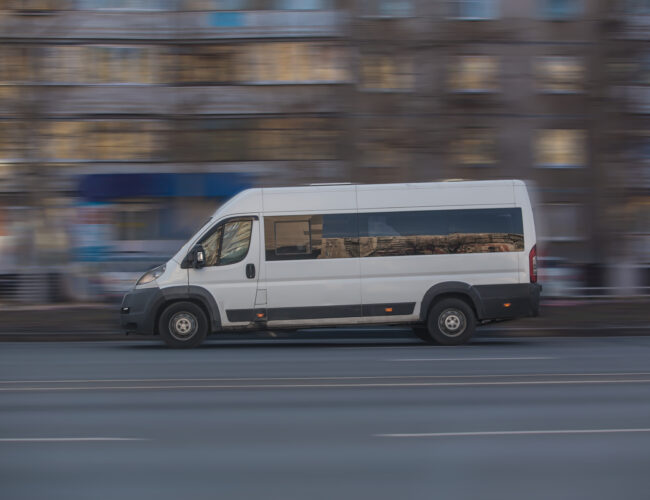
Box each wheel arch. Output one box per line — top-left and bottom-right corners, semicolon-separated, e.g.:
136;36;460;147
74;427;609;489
419;282;482;322
153;286;222;335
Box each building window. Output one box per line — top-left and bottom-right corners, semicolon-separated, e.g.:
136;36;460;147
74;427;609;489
535;56;585;93
4;0;71;10
0;122;24;161
245;42;349;83
179;45;243;84
180;43;349;84
535;129;586;167
448;0;498;20
0;45;165;85
360;54;414;91
540;0;582;20
0;47;38;83
182;0;249;10
40;46;163;84
182;0;334;10
451;128;497;166
360;0;413;17
273;0;333;9
448;56;498;93
76;0;174;10
86;46;160;84
42;121;164;161
539;204;585;241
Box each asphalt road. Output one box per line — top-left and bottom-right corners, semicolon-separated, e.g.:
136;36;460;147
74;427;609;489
2;335;650;500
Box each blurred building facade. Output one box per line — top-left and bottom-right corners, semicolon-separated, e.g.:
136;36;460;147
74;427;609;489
0;0;647;300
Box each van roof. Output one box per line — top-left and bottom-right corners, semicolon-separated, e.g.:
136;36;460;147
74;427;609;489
260;179;524;195
214;180;527;217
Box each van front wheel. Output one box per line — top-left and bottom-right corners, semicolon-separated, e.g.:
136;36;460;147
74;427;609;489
427;298;475;345
159;302;208;349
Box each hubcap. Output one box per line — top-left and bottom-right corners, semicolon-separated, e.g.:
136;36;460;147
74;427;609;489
169;312;198;341
438;308;466;338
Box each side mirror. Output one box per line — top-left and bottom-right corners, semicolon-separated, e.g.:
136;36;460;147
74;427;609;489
192;244;205;269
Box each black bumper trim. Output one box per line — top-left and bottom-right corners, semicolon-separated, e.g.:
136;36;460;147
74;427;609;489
226;302;416;323
473;283;541;320
120;287;162;335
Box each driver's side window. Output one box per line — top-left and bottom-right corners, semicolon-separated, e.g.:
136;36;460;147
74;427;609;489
200;219;252;267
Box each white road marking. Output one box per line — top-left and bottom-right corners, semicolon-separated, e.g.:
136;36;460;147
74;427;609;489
377;428;650;438
2;372;650;385
389;357;555;362
2;378;650;392
0;438;147;443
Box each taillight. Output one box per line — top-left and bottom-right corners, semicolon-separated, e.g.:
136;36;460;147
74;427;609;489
529;245;538;283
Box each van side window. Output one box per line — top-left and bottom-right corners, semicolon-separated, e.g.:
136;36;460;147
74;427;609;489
201;226;223;267
264;209;521;260
264;214;358;261
275;220;311;256
358;208;524;257
220;220;253;265
200;219;252;266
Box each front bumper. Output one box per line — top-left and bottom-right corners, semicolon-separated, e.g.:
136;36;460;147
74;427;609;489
120;287;161;335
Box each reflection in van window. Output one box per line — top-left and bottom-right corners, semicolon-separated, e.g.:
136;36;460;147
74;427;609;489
274;220;311;256
358;208;523;257
265;214;359;261
220;220;252;265
264;208;522;261
201;226;223;267
200;219;252;266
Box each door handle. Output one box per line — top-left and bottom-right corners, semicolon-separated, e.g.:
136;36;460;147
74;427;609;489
246;263;255;279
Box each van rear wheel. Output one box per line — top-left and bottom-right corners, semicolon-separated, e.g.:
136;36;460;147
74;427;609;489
159;301;208;349
426;298;475;345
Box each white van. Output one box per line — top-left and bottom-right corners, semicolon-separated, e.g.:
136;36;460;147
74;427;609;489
121;180;541;348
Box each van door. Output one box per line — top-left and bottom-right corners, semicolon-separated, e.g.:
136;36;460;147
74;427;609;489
261;212;362;327
187;216;260;327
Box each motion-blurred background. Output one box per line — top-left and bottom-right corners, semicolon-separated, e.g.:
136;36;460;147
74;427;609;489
0;0;647;303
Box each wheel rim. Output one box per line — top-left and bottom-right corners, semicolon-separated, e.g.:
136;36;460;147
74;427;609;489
437;308;467;338
169;312;198;341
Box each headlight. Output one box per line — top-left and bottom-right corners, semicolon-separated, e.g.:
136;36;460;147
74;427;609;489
136;264;166;286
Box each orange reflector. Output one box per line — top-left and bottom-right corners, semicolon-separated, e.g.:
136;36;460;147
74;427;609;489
385;307;393;312
503;303;511;308
256;313;265;318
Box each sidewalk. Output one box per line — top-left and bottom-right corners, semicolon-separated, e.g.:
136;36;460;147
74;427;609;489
0;299;647;341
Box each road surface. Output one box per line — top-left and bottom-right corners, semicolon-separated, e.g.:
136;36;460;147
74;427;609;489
2;334;650;499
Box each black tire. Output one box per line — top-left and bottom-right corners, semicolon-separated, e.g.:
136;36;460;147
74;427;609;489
412;326;434;344
426;298;476;346
158;301;208;349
